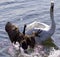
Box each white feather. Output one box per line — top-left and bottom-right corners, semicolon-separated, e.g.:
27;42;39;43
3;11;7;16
26;1;55;44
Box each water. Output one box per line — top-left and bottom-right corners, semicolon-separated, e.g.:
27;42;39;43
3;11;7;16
0;0;60;57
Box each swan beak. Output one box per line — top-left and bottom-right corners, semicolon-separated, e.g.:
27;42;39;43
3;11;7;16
51;0;54;12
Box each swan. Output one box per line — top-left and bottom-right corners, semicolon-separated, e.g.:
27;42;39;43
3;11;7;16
26;0;55;44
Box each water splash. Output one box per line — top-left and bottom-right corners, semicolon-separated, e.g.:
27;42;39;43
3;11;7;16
7;44;53;57
48;49;60;57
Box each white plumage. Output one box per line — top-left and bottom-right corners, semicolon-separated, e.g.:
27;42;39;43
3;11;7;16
26;0;55;44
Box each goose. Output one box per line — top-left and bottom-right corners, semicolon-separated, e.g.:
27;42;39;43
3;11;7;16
26;1;55;44
23;24;27;35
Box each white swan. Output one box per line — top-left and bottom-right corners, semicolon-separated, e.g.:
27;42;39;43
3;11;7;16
26;0;55;44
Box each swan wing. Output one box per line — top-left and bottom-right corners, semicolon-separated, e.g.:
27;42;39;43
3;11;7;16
26;21;50;34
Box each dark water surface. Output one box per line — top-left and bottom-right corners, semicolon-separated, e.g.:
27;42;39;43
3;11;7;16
0;0;60;57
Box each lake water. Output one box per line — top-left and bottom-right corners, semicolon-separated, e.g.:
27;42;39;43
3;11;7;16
0;0;60;57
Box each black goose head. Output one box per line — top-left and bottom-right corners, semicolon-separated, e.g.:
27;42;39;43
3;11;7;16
5;22;12;32
5;22;20;43
23;24;27;35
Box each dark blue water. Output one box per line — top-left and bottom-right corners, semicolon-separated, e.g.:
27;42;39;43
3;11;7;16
0;0;60;57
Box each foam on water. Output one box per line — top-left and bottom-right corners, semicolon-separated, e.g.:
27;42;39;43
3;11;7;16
8;44;48;57
48;49;60;57
0;39;60;57
7;44;60;57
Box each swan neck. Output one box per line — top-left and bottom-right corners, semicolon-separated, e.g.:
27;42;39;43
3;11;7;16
48;2;55;35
